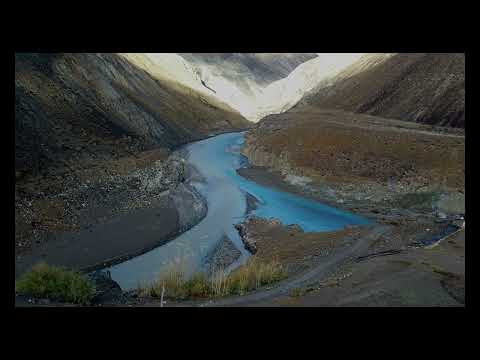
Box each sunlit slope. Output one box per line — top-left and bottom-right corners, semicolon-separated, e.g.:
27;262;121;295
178;53;318;120
250;53;367;121
298;53;465;128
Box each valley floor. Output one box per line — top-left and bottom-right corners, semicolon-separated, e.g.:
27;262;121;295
108;163;464;307
15;110;465;307
216;108;465;306
209;168;465;306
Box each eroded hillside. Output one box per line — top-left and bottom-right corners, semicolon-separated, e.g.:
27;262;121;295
15;53;249;179
298;53;465;128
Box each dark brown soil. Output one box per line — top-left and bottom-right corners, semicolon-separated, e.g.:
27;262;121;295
237;216;369;274
243;108;464;192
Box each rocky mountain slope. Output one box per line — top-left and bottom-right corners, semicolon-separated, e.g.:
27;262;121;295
297;53;465;128
15;53;250;257
15;53;249;180
178;53;318;120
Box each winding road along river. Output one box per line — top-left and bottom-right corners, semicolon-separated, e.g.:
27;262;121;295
107;132;369;290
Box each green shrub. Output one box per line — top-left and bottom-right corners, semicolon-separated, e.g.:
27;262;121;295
15;263;95;305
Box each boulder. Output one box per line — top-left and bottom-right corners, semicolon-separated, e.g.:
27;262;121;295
169;183;207;231
204;235;242;275
436;211;447;219
286;224;303;233
234;222;257;254
87;270;125;305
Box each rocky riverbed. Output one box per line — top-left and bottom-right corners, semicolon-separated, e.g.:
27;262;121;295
15;147;208;277
15;123;465;306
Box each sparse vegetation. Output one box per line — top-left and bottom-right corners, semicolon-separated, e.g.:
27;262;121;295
242;108;465;197
15;263;95;304
421;261;460;278
431;265;458;278
139;257;287;300
289;287;307;297
397;192;440;209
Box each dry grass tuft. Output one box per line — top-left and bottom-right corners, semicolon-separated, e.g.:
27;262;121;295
140;257;287;300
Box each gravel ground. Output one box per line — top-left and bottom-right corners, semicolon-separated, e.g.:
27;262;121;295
15;148;208;278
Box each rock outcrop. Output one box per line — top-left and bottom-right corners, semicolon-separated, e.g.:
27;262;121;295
204;235;242;275
169;182;208;232
235;220;258;254
88;270;125;304
235;217;282;254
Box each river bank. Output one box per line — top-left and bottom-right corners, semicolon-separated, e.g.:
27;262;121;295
15;144;208;279
15;127;465;307
218;109;465;306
